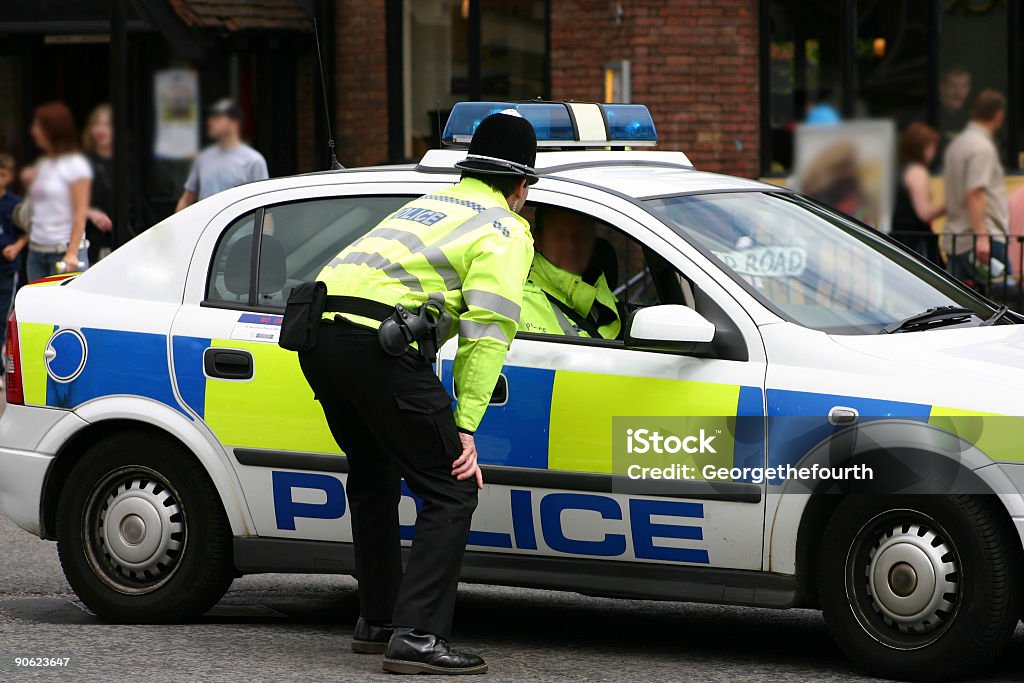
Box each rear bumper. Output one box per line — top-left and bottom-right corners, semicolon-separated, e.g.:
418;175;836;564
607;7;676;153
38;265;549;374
0;404;80;537
0;447;52;536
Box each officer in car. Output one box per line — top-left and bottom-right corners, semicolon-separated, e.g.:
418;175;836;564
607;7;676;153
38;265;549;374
297;111;537;675
518;205;622;339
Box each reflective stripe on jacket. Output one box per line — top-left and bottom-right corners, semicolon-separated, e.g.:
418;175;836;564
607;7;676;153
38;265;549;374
316;177;534;431
518;252;621;339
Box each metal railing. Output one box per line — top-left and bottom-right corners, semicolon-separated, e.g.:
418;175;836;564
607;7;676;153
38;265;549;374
890;231;1024;312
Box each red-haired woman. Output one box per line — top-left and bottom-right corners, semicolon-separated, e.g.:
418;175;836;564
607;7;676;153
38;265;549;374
892;122;945;263
26;102;92;281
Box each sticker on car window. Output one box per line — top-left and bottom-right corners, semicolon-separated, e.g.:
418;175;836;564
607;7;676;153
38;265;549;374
231;313;283;343
711;246;807;278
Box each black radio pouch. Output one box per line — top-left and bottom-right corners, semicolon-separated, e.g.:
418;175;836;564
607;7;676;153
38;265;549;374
279;281;328;351
378;300;452;363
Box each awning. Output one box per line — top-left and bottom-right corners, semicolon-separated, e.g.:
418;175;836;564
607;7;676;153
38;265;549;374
167;0;312;32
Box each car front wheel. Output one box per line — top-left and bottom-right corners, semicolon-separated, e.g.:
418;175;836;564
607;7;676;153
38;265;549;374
56;430;235;622
818;495;1021;681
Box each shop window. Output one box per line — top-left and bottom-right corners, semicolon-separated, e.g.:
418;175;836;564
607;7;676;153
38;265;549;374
480;0;547;101
765;0;845;174
855;1;929;129
938;0;1009;163
401;0;548;161
762;0;1018;175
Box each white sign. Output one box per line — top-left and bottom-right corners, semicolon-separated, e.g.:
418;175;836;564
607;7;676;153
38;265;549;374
792;120;896;233
230;313;282;343
154;69;199;160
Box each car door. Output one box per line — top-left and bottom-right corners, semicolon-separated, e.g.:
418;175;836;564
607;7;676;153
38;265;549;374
437;189;768;571
170;184;424;540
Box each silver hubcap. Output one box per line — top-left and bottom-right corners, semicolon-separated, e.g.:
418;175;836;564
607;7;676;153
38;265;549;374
86;469;186;594
865;522;959;635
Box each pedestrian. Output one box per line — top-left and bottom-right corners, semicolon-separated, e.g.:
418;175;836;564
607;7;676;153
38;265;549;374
175;99;268;211
893;122;944;263
942;89;1009;286
0;153;25;367
25;102;92;281
294;111;537;675
936;66;972;166
82;104;115;263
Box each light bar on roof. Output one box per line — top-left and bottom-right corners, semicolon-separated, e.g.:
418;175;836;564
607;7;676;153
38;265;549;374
441;101;658;148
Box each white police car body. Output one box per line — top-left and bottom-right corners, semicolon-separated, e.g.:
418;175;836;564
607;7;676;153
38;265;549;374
2;102;1023;680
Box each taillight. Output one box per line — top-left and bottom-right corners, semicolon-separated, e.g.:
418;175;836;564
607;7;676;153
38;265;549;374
5;309;23;405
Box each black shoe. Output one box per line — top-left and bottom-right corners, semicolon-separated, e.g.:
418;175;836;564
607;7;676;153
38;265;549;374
382;628;487;675
352;616;394;654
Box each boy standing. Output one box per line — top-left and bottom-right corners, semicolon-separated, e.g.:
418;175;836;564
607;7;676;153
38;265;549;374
0;153;25;363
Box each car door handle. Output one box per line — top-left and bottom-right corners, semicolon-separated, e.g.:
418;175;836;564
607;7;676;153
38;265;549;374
204;348;254;380
828;406;859;426
452;373;508;405
490;373;508;405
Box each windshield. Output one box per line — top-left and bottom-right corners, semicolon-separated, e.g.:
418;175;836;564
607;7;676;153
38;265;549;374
646;191;993;334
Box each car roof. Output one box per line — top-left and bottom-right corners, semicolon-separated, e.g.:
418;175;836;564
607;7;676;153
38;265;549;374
176;149;781;222
547;165;779;199
414;149;780;200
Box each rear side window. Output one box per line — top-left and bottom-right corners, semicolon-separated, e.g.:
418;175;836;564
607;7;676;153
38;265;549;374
207;212;257;304
206;195;409;309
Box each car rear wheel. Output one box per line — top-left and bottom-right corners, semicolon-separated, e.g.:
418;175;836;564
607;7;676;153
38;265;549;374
56;431;234;622
818;495;1021;681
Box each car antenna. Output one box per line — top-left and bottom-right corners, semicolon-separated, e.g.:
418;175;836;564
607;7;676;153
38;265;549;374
436;99;443;147
313;17;343;170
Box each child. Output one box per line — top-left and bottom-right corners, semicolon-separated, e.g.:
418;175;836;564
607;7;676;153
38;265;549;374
0;153;25;371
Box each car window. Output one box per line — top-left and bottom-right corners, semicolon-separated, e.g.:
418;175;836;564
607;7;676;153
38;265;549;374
206;195;409;309
517;203;695;343
646;191;993;334
206;212;257;304
256;196;408;308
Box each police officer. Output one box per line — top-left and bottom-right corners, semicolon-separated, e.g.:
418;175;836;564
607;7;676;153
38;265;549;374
298;112;537;675
519;206;622;339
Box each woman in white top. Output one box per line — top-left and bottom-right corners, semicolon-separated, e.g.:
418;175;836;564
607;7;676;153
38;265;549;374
26;102;92;281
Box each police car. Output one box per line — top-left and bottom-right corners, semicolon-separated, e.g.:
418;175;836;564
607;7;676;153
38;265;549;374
2;102;1023;681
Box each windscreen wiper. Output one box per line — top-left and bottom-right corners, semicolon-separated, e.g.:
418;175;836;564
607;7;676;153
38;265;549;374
880;306;976;334
979;305;1009;327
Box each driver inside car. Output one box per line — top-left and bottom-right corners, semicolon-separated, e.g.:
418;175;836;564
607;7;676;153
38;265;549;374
518;206;623;339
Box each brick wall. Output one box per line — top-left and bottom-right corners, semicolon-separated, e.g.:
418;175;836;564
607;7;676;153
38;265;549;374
334;0;389;167
550;0;760;178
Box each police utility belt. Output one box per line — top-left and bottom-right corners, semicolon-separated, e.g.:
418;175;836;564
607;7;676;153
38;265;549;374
279;281;452;363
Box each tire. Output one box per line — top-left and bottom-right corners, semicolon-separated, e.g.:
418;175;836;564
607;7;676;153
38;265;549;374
818;495;1022;681
56;430;235;623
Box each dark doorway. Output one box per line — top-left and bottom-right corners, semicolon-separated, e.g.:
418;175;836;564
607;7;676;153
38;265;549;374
31;41;111;133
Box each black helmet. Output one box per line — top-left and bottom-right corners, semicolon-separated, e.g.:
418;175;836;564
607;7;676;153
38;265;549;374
455;111;539;185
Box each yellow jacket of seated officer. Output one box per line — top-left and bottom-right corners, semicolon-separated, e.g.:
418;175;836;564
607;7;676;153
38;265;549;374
518;252;621;339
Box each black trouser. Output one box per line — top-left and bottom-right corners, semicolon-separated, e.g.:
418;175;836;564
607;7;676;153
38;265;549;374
298;318;477;639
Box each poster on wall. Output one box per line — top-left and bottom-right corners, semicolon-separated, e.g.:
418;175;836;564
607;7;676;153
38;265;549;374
154;69;199;160
791;120;896;234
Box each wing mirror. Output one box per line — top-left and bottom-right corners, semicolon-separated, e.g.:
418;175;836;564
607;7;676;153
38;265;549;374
624;305;716;352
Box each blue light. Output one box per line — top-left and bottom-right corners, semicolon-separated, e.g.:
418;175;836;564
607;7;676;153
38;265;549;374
440;101;658;147
443;102;575;145
442;102;508;145
602;104;658;142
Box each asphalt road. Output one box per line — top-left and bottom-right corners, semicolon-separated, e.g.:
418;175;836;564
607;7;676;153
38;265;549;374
0;514;1022;683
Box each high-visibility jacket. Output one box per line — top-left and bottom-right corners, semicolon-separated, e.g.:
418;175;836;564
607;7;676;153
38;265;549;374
518;253;621;339
316;177;534;432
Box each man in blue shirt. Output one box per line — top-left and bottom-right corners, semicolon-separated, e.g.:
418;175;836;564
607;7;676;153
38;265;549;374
175;99;269;211
0;153;25;362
